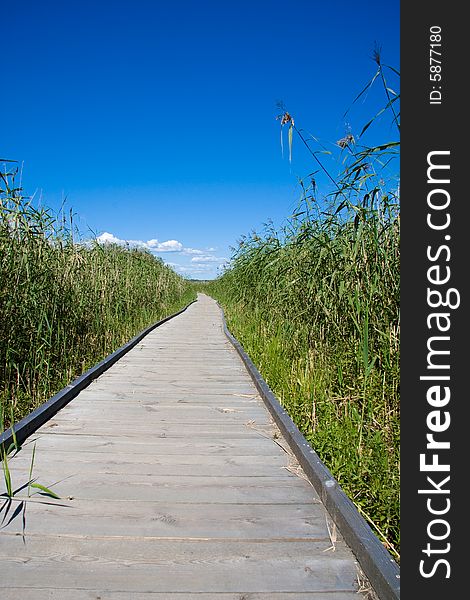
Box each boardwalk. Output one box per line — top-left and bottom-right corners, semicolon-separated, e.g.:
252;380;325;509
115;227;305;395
0;294;372;599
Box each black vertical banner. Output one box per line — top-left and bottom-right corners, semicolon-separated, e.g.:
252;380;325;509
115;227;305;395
401;3;466;599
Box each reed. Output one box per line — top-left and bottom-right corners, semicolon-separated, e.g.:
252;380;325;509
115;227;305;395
205;56;400;559
0;165;195;427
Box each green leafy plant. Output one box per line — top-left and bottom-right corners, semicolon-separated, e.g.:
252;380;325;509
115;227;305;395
203;52;400;560
0;164;196;427
1;402;61;534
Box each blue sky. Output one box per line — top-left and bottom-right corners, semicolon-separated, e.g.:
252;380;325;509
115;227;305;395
3;0;399;279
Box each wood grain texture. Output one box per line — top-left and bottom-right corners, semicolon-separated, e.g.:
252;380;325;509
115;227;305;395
0;294;372;598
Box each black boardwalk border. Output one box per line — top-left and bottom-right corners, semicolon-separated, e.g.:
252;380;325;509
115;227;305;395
220;306;400;600
0;300;196;452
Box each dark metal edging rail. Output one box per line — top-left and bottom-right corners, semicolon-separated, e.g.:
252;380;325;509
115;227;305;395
220;306;400;600
0;299;197;452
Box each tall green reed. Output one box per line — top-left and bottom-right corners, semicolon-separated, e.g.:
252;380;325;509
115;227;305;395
205;54;400;559
1;163;195;427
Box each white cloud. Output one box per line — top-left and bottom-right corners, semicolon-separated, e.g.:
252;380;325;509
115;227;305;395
169;263;214;275
94;231;226;279
148;239;183;252
191;255;228;264
182;247;205;255
96;232;183;253
97;232;122;244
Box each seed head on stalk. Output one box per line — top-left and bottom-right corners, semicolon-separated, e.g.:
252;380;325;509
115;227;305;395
276;108;295;162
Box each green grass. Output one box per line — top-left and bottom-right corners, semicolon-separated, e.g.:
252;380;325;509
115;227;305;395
203;54;400;560
205;200;400;560
0;164;196;428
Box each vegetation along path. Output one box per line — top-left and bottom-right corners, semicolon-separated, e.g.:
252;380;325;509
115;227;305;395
1;293;385;598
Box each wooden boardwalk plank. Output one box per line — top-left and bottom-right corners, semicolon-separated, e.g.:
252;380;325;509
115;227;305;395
15;434;291;456
0;294;371;598
0;500;331;539
3;592;363;600
0;538;358;594
8;450;288;478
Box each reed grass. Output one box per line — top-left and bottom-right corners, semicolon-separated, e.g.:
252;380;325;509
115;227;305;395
204;56;400;559
0;165;195;428
207;198;400;559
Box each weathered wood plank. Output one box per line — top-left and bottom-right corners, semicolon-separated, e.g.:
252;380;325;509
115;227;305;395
20;434;285;455
75;391;263;402
48;406;271;423
35;422;273;438
0;499;332;539
8;450;289;478
2;473;319;504
86;383;257;393
1;591;364;600
0;538;358;594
